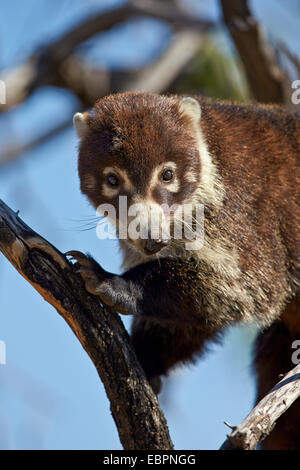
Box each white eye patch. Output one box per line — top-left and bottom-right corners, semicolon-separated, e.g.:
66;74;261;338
102;183;120;199
150;162;179;193
102;166;134;198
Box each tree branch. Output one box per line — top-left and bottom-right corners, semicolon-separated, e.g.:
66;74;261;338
0;199;173;450
0;117;72;165
0;32;204;166
220;0;286;104
220;363;300;450
279;42;300;77
0;1;214;112
122;30;202;93
130;0;214;31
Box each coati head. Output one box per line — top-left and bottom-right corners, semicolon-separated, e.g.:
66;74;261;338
74;92;218;256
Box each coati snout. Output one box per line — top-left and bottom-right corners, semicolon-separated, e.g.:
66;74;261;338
142;237;170;255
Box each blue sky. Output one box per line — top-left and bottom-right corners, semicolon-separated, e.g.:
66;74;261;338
0;0;298;450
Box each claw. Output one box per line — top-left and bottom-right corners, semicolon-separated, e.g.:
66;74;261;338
65;250;90;265
66;249;110;297
66;249;129;312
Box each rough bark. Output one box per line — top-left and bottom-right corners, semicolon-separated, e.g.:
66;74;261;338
0;199;173;450
220;363;300;450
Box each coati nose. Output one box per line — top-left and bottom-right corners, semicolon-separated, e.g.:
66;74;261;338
144;238;170;255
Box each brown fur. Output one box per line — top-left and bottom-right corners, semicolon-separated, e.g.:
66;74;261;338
78;93;201;212
74;92;300;449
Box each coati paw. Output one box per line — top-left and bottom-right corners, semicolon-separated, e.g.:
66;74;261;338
66;250;131;314
66;250;110;296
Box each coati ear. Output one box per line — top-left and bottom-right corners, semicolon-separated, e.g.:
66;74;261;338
73;112;89;139
178;97;201;124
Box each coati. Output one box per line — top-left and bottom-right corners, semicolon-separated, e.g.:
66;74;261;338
69;91;300;450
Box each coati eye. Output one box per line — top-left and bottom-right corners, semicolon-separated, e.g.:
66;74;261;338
162;169;174;182
107;174;119;187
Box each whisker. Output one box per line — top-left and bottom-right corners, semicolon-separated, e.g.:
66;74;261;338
62;225;98;233
63;214;105;232
65;216;103;222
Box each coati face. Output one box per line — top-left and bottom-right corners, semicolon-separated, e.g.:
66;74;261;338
74;92;203;256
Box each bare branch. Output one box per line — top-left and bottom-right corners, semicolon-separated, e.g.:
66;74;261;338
279;43;300;77
220;364;300;450
0;32;204;165
124;30;202;93
41;0;212;66
1;62;36;109
0;4;132;111
0;117;72;166
220;0;287;104
0;1;214;112
0;199;173;450
131;0;214;32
